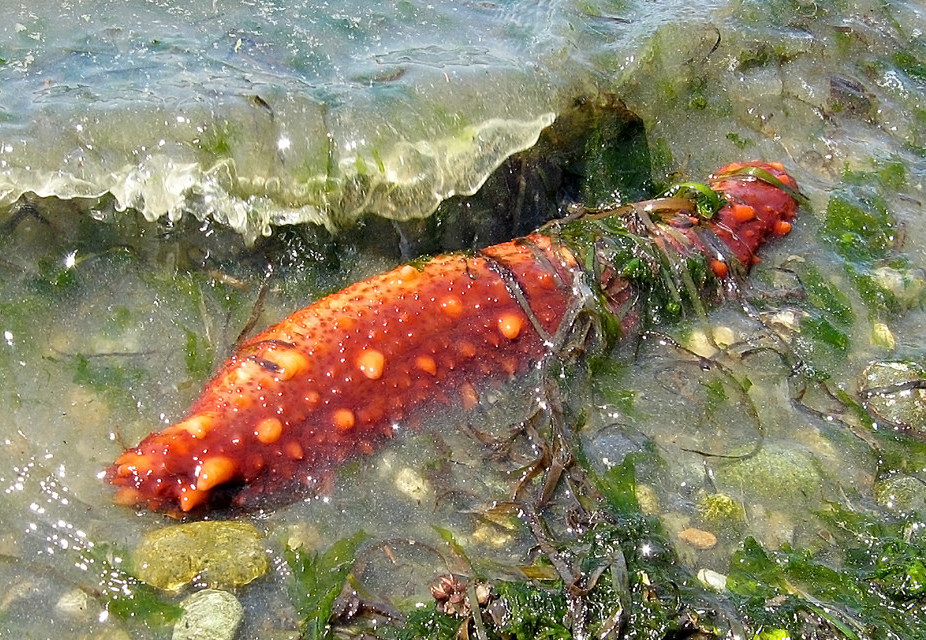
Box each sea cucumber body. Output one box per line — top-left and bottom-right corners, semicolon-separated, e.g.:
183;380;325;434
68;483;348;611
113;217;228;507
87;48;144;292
108;161;800;513
110;235;583;512
707;161;799;264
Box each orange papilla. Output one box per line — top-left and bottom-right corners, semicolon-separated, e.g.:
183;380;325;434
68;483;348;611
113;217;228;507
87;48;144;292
179;486;207;512
731;204;756;223
255;417;283;444
333;408;356;431
356;348;386;380
196;456;237;491
710;259;730;279
774;220;793;236
415;355;438;375
459;382;479;411
497;312;524;340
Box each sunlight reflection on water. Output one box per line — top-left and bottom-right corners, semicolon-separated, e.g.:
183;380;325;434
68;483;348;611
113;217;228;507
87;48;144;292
0;0;924;637
0;0;718;240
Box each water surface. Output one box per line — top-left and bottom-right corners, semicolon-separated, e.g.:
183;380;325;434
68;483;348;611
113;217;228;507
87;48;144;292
0;0;718;240
1;0;925;638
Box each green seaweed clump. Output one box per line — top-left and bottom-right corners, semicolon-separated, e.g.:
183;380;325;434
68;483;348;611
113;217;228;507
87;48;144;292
727;505;926;640
549;191;722;339
488;581;572;640
284;530;369;640
820;163;925;316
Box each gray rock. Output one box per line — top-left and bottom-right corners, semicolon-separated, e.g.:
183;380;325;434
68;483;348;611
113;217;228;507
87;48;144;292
860;361;926;434
172;589;243;640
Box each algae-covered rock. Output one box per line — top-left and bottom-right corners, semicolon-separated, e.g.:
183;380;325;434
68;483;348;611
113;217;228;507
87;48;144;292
697;492;746;527
713;444;824;507
874;473;926;517
134;521;269;591
860;361;926;434
172;589;243;640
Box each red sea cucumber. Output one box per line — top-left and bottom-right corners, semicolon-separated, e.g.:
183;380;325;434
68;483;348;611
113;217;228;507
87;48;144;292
107;161;800;513
110;235;583;512
707;161;800;266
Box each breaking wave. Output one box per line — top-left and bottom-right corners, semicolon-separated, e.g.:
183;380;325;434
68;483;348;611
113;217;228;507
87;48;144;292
0;0;715;240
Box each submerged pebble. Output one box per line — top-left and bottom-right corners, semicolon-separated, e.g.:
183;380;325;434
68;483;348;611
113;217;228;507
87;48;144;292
685;326;736;358
697;568;728;591
874;473;926;517
134;521;269;591
394;467;430;501
860;361;926;434
172;589;243;640
634;483;661;515
678;527;718;550
871;322;896;350
55;588;89;619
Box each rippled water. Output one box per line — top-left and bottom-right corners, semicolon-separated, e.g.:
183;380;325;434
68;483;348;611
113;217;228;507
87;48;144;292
0;0;719;241
1;0;925;638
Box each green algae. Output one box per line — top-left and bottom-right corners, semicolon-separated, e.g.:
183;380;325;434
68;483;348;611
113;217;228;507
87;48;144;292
788;260;855;327
548;188;726;335
284;530;369;640
824;196;896;265
727;506;926;640
820;167;926;317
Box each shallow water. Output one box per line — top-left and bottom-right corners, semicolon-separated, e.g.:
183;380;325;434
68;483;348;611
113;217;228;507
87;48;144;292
1;0;925;638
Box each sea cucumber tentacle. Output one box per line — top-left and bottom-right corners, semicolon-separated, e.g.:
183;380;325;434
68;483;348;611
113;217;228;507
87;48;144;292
107;161;801;514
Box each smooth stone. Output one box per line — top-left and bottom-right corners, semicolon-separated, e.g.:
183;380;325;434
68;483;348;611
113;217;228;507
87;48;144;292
172;589;243;640
134;520;269;591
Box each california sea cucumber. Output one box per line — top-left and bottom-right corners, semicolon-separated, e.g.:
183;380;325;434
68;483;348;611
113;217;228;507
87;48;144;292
107;161;801;513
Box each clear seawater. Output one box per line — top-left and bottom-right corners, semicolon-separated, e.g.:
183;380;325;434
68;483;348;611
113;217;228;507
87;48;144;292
0;0;924;638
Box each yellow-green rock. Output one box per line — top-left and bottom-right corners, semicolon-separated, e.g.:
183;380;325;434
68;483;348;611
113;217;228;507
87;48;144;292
134;521;269;591
697;492;745;526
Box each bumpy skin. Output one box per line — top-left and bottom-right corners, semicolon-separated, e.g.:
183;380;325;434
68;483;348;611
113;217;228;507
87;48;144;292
110;235;583;512
107;161;799;513
705;161;799;267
